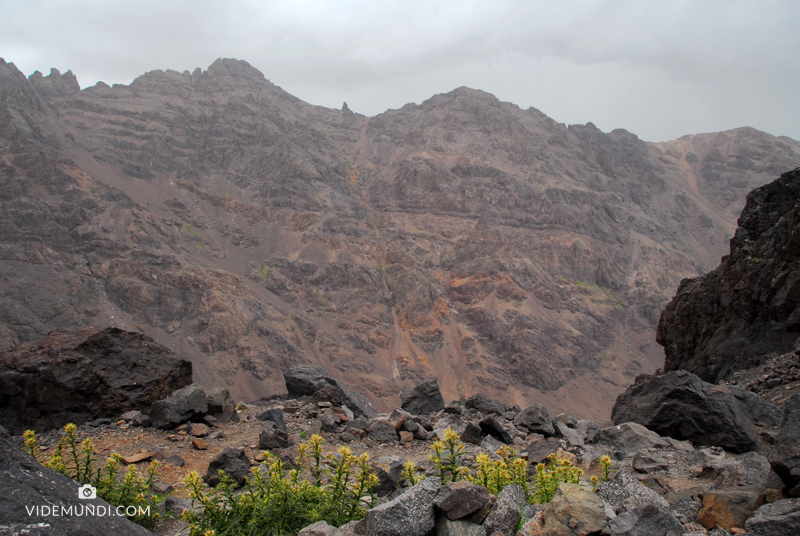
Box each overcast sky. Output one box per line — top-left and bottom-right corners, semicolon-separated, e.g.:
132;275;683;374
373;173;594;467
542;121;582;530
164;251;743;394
2;0;798;142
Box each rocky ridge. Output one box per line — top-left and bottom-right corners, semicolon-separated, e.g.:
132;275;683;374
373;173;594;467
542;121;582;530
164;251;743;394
658;167;800;382
2;56;800;419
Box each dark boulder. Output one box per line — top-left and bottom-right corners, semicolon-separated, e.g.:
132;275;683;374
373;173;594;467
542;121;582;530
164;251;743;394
0;424;153;535
366;420;398;444
256;407;286;432
513;403;555;436
258;428;292;450
148;384;208;430
203;447;251;487
483;484;527;536
0;327;192;434
611;370;782;453
465;394;506;415
478;415;513;445
283;366;373;418
434;481;492;520
400;378;445;416
769;394;800;495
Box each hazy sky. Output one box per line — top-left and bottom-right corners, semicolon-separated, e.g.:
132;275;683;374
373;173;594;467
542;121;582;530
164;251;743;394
2;0;798;142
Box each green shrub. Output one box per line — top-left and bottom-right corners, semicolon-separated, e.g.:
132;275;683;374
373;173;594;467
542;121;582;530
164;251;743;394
182;435;378;536
530;453;584;504
23;424;162;529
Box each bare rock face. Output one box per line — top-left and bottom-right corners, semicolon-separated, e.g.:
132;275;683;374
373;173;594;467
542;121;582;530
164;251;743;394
658;168;800;382
2;56;800;419
0;327;192;434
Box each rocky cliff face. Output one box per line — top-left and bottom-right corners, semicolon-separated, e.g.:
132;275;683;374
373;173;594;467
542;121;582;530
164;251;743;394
658;168;800;381
1;57;799;419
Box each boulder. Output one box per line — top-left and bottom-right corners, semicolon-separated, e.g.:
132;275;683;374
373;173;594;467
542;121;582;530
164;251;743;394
283;366;373;418
364;477;441;536
479;415;513;445
203;447;251;487
434;481;492;521
203;386;239;423
526;438;561;464
607;504;683;536
483;484;527;536
631;452;669;474
597;471;671;514
698;490;766;530
593;422;670;453
0;327;192;434
0;425;153;535
461;421;483;446
513;403;555;436
187;422;210;437
256;407;286;432
400;378;445;416
465;394;506;415
371;455;406;497
611;370;782;453
367;420;399;443
298;520;344;536
148;383;208;430
535;483;608;536
769;394;800;494
435;516;486;536
553;420;584;447
258;428;292;450
745;498;800;535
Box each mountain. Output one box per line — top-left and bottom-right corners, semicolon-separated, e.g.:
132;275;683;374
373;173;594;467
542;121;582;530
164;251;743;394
1;57;799;420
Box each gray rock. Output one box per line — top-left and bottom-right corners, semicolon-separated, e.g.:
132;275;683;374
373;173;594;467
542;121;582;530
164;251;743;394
607;504;683;536
538;483;608;536
434;481;492;520
367;420;399;443
372;455;407;497
554;420;584;447
461;421;483;446
597;471;671;514
435;516;486;536
513;403;555;436
259;428;292;450
465;394;506;415
203;446;251;487
364;477;441;536
298;520;343;536
478;415;513;445
769;394;800;494
483;484;526;536
204;386;239;423
631;452;669;474
611;370;782;453
745;498;800;535
256;407;286;432
283;366;373;418
149;383;208;430
0;425;153;535
575;420;600;443
401;378;445;416
593;422;670;453
526;438;561;464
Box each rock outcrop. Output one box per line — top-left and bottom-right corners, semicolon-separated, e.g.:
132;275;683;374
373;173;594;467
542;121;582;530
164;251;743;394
658;167;800;382
0;327;192;434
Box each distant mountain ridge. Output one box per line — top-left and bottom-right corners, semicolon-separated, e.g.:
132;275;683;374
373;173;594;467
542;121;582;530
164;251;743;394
1;57;798;419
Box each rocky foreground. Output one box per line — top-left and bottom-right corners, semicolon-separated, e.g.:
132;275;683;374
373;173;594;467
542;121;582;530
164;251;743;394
5;362;800;536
